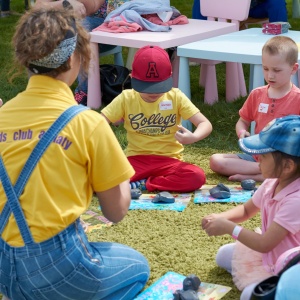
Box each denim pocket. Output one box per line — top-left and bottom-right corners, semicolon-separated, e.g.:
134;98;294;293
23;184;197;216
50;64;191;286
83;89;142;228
32;263;101;299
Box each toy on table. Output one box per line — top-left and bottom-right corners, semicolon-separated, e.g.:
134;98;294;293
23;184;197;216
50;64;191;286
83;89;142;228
173;274;201;300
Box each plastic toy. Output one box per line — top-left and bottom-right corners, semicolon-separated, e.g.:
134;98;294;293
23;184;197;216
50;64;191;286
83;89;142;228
241;179;256;190
173;274;201;300
131;188;142;199
152;191;175;203
209;183;231;199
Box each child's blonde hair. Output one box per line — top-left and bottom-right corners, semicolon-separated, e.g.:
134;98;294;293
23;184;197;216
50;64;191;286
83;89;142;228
262;36;298;66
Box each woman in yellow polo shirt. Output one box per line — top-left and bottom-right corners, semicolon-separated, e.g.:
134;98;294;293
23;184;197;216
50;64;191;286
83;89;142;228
0;5;149;300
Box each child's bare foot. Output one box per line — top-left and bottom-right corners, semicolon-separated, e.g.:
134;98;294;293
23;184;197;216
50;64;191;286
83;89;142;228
228;174;264;182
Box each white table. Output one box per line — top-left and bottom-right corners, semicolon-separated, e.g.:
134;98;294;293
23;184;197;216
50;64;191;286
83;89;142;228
177;28;300;128
177;28;300;99
87;19;236;109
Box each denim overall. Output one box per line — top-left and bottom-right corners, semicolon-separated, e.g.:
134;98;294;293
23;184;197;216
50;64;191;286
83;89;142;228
0;105;150;300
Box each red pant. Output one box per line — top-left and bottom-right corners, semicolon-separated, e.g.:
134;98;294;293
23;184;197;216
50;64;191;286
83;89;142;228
127;155;206;193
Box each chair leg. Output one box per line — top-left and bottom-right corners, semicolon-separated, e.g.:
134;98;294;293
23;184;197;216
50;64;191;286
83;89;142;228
204;64;218;105
171;51;179;88
114;52;124;66
225;62;241;102
126;48;138;70
293;0;300;18
199;64;207;87
237;63;247;97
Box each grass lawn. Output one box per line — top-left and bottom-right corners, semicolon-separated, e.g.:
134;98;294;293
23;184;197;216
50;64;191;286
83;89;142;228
0;1;299;299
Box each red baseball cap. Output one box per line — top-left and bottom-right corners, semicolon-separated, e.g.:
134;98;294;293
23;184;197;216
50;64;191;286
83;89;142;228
131;45;173;93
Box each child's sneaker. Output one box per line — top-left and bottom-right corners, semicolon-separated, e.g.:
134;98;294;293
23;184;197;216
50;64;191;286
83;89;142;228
130;179;147;191
74;91;87;106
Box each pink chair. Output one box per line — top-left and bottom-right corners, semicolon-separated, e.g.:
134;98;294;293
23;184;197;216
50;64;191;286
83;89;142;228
192;0;251;104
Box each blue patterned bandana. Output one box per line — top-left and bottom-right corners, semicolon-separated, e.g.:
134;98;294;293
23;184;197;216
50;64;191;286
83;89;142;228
28;25;77;74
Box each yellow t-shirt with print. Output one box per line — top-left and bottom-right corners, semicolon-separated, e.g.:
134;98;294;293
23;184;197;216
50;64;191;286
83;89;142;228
0;75;134;246
101;88;200;160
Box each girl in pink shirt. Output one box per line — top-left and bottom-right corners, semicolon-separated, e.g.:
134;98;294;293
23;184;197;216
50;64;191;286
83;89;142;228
202;115;300;300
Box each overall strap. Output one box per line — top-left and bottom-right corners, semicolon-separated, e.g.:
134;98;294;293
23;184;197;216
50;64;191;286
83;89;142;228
0;105;89;244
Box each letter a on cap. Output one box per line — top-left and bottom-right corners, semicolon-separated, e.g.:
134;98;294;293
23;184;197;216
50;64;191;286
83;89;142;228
146;62;159;79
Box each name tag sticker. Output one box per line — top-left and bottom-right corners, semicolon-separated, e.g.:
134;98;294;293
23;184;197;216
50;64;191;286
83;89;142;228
160;100;173;110
258;103;269;113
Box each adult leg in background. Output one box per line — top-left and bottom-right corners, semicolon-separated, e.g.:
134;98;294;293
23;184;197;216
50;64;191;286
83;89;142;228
249;0;287;22
128;155;206;192
75;16;117;105
192;0;207;20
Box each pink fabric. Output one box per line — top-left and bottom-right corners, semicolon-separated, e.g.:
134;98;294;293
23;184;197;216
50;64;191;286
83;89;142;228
252;178;300;273
94;21;142;33
143;14;189;25
93;14;189;33
232;241;271;291
127;154;205;192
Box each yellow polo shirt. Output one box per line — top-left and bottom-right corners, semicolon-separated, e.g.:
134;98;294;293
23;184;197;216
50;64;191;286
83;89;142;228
0;75;134;246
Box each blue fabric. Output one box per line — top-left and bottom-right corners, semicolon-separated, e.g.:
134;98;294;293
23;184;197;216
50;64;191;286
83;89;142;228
249;0;287;22
275;264;300;299
0;105;150;299
192;0;207;20
192;0;287;22
105;0;173;25
236;153;256;162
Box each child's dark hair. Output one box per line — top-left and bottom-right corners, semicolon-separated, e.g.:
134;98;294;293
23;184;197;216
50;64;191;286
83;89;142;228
272;152;300;176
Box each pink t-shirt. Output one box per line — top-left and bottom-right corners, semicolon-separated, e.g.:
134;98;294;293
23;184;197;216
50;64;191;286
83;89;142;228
252;178;300;273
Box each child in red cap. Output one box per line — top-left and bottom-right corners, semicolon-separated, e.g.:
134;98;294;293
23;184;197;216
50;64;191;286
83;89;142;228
101;45;212;192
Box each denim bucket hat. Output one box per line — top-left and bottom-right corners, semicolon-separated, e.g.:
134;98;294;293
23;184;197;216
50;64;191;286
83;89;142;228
239;115;300;157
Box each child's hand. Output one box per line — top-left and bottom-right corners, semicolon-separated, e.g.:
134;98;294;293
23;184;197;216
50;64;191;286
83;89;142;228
0;98;3;107
203;218;232;237
201;213;220;229
238;129;250;139
174;125;196;144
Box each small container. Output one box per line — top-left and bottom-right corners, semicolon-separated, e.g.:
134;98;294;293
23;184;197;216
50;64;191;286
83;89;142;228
262;22;291;35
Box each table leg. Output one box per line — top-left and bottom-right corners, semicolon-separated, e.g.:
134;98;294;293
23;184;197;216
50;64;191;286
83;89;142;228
293;0;300;18
178;56;192;131
87;42;101;109
252;64;264;90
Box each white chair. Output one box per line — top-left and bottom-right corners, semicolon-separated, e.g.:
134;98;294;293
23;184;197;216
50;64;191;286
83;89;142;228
191;0;251;105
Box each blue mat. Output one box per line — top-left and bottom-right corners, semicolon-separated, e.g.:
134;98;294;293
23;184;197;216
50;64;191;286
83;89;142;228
194;185;254;203
135;271;231;300
129;193;192;212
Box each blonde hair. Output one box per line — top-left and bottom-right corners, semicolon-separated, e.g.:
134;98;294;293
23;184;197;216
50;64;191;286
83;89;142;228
262;36;298;66
12;6;91;78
